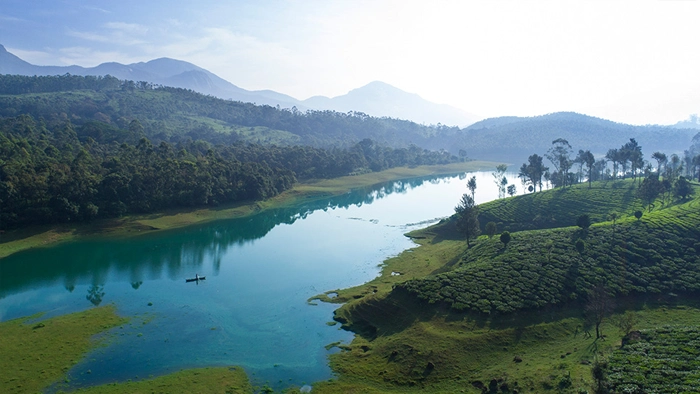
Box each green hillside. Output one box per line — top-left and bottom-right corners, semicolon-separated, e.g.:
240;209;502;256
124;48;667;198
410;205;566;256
313;179;700;393
0;74;443;149
477;180;645;233
604;326;700;393
0;75;696;162
457;112;696;163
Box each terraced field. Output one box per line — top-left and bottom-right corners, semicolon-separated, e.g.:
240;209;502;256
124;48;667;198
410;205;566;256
319;179;700;393
605;326;700;393
478;180;646;232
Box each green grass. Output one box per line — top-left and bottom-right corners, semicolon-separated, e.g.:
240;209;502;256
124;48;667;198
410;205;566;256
67;367;252;394
314;298;700;393
311;179;700;393
0;306;126;394
478;179;646;233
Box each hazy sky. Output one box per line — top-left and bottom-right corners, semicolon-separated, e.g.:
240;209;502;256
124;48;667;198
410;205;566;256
1;0;699;125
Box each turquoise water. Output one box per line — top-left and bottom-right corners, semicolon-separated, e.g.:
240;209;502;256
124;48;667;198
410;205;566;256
0;171;512;390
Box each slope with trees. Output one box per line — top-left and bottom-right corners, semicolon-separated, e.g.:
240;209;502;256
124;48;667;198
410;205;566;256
317;161;700;393
0;113;455;230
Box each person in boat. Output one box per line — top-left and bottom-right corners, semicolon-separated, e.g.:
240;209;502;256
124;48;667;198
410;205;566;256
195;274;199;281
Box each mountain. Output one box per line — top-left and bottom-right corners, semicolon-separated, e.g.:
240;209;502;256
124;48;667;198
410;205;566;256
672;114;700;130
0;45;478;126
452;112;697;163
0;44;304;109
304;81;478;127
0;73;696;164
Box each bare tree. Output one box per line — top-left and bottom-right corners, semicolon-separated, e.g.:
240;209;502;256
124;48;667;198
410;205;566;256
585;284;614;339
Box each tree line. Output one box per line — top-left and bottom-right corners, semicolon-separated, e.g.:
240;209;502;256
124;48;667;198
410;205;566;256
0;74;449;151
0;114;456;230
453;136;699;247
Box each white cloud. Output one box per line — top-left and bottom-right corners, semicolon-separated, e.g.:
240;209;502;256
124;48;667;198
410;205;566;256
0;14;24;22
66;29;111;43
6;0;700;124
57;46;144;67
104;22;148;35
66;21;149;47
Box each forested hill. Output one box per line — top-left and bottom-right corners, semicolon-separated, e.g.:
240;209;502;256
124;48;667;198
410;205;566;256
1;74;696;163
0;74;450;150
455;112;697;163
0;75;460;230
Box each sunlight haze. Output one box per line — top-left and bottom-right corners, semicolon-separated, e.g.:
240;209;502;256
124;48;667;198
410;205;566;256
1;0;698;125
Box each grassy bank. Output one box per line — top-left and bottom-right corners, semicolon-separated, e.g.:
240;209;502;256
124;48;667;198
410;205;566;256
0;306;127;394
67;367;252;394
0;161;496;259
314;299;700;393
309;179;700;393
0;305;254;394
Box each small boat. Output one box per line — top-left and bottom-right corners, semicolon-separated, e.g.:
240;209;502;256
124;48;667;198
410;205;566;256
185;274;206;283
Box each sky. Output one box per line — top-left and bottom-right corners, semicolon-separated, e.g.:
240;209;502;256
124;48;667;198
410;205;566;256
1;0;699;126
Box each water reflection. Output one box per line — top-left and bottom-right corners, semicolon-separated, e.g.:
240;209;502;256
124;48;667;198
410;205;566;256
86;285;105;306
0;174;457;300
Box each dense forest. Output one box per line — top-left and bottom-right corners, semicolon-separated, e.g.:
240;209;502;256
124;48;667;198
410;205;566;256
0;74;697;165
0;113;455;230
0;74;448;149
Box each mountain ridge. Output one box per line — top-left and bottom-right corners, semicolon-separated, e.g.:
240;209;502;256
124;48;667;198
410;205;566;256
0;45;476;126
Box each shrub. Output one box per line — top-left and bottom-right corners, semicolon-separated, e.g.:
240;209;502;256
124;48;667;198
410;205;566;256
500;231;511;247
576;214;591;229
485;222;497;238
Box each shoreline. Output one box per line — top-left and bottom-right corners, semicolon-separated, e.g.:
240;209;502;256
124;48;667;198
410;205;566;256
0;160;497;259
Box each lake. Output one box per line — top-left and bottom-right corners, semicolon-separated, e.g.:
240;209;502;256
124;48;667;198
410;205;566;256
0;170;517;390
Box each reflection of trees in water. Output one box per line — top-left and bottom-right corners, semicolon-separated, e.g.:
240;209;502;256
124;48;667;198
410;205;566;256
0;173;457;298
86;285;105;306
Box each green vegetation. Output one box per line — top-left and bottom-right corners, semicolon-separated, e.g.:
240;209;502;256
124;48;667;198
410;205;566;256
68;367;252;394
0;112;458;231
604;326;700;393
0;161;493;259
477;179;646;233
0;306;253;394
311;177;700;393
0;306;126;394
0;74;450;149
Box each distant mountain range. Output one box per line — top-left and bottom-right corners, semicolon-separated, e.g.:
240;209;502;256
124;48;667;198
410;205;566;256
672;115;700;130
455;112;698;164
0;44;478;127
0;72;697;165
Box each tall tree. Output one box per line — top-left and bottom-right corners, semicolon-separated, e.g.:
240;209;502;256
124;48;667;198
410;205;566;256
622;138;643;182
454;194;480;248
578;150;595;188
546;138;573;187
606;148;620;180
637;173;662;212
651;151;667;177
518;154;547;192
466;175;477;202
669;153;682;180
492;164;507;198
